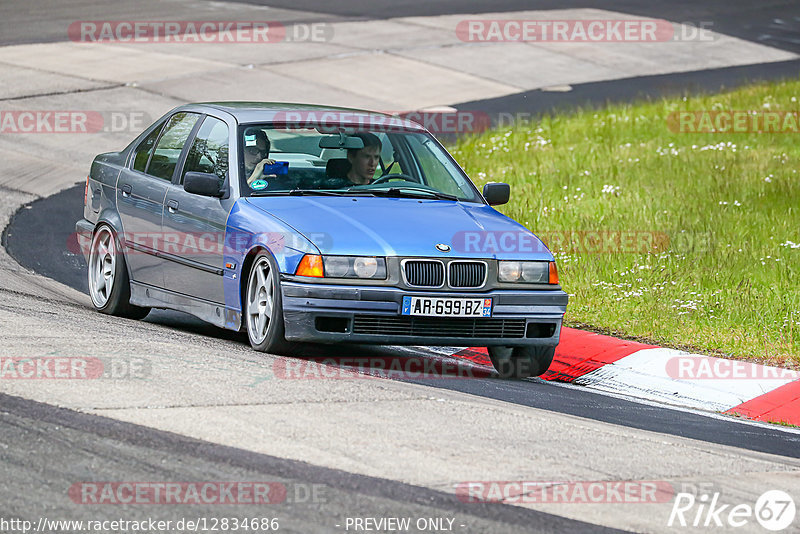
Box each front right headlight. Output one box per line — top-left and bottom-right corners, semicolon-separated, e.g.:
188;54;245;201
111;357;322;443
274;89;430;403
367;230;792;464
498;261;554;283
322;255;387;279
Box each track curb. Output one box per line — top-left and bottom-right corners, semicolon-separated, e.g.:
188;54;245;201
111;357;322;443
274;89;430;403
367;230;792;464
453;327;800;426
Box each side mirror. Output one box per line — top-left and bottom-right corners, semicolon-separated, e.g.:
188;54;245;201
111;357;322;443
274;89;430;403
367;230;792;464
184;171;224;198
483;182;510;206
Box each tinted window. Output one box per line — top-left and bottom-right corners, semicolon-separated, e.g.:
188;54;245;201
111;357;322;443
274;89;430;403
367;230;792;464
181;116;229;186
148;112;200;181
132;121;164;173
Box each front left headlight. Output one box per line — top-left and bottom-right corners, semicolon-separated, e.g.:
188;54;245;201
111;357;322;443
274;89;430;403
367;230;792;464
498;261;554;283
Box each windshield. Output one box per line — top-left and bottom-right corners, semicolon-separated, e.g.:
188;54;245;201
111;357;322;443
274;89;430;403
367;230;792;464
238;125;482;202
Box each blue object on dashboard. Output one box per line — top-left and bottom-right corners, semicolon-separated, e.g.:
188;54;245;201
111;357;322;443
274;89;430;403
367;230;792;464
263;161;289;175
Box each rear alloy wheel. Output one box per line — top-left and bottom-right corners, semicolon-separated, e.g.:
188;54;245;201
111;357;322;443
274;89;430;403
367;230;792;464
245;253;291;354
88;224;150;319
488;345;556;379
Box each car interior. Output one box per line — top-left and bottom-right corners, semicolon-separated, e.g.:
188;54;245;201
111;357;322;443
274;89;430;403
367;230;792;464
239;127;472;199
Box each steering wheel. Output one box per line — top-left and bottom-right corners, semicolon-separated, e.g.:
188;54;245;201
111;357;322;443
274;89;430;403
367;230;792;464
371;173;416;185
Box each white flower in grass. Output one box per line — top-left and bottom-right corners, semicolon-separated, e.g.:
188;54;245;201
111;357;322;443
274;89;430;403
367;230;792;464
602;184;620;194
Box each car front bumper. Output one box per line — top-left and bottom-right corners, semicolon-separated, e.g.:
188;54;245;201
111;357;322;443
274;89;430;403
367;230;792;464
281;280;568;347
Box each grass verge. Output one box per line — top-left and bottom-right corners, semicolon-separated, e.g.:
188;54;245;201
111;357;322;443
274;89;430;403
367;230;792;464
449;78;800;367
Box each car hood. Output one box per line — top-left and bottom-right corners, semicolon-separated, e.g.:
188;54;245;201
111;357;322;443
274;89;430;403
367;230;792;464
245;196;552;260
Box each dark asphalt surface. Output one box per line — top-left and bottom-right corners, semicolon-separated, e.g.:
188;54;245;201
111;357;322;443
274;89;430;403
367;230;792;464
458;59;800;127
3;184;89;294
21;0;796;56
0;393;625;534
233;0;800;51
6;184;800;460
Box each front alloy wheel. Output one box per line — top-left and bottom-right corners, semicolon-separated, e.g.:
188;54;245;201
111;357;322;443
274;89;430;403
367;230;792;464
245;253;290;354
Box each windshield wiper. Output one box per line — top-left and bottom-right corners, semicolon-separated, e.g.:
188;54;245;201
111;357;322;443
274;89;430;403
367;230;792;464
250;189;348;197
369;187;459;201
250;188;458;201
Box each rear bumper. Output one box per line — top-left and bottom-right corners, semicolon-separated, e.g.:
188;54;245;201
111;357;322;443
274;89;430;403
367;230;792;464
75;218;94;262
281;281;567;347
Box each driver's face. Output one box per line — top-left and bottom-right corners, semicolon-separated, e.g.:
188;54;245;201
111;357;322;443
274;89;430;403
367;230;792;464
349;145;380;182
244;138;268;170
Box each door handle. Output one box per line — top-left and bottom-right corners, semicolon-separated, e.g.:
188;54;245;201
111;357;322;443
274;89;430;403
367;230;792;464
167;199;179;213
120;184;132;197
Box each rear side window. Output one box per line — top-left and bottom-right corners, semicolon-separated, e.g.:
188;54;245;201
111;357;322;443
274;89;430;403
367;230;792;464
148;112;200;181
181;116;229;185
132;121;164;173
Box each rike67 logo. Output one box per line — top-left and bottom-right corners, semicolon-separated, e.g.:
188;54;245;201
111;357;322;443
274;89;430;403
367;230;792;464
669;490;796;531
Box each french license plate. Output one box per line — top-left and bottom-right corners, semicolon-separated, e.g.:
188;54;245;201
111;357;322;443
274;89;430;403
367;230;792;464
401;296;492;317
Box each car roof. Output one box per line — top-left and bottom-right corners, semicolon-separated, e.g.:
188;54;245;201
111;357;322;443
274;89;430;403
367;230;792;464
189;101;427;132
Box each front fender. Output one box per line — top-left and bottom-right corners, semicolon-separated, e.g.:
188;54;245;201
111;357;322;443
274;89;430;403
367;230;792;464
223;200;320;313
225;199;319;274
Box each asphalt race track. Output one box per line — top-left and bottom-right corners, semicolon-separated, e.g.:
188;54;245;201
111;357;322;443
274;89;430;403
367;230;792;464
2;1;800;533
2;393;623;534
5;184;800;460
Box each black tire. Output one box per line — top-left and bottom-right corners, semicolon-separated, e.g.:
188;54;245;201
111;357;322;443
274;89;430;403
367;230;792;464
488;345;556;379
87;224;150;320
244;252;292;354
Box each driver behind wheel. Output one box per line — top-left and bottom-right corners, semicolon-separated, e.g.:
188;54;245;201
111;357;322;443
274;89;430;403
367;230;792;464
244;128;276;186
345;132;382;185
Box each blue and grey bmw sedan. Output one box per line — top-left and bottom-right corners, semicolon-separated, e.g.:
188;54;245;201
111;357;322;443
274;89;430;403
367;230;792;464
76;102;568;378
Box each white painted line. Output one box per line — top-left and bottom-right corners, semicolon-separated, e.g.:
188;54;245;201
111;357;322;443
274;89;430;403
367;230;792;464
575;348;798;412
